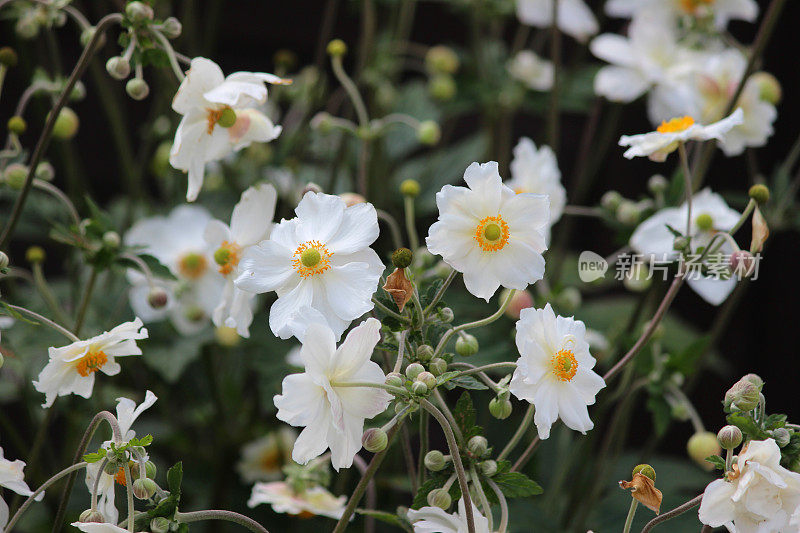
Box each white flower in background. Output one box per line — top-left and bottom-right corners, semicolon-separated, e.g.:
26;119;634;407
516;0;598;42
84;391;157;524
699;439;800;532
273;318;391;470
618;108;743;162
205;183;277;337
407;497;491;533
1;448;41;529
235;192;384;340
237;428;297;483
605;0;757;30
509;303;605;439
169;57;289;201
0;316;13;344
426;161;549;301
507;138;566;240
507;51;554;91
33;319;148;408
71;523;130;533
125;205;225;335
630;188;742;305
248;481;346;519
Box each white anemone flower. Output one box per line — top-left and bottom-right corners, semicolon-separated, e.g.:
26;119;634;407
509;303;606;439
407;497;491;533
630;188;742;305
273;318;391;470
699;439;800;532
247;481;346;519
507;51;554;91
235;192;384;340
169;57;288;201
84;391;157;524
33;319;148;408
605;0;757;30
1;448;41;529
205;183;277;337
426;161;549;301
516;0;598;42
618;108;743;161
236;428;297;483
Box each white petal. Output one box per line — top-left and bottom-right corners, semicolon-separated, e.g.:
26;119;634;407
235;240;294;294
594;66;650;103
589;34;636;67
326;202;379;255
322;262;381;320
172;57;225;114
699;479;737;527
204;219;231;248
270;280;314;339
294;192;346;244
230;183;277;245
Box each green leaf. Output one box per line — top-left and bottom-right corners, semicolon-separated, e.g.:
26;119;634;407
167;462;183;495
355;509;407;529
705;455;726;471
726;413;769;440
492;472;543;498
453;391;476;437
129;434;154;447
436;371;461;385
0;302;39;325
120;253;177;281
646;395;672;437
764;413;787;430
82;449;107;463
421;278;444;309
443;375;489;391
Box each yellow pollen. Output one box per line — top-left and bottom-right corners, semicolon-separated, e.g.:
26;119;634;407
679;0;714;14
114;466;128;486
178;252;208;279
551;349;578;382
214;241;242;275
657;116;695;134
292;241;332;278
75;350;108;377
474;215;510;252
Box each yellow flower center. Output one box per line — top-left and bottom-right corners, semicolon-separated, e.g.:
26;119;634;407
474;215;510;252
657;116;695;134
551;349;578;382
679;0;714;14
75;350;108;377
258;447;282;472
178;252;208;280
214;241;242;275
292;241;332;278
206;106;236;134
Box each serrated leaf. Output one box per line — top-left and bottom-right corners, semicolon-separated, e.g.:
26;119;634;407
764;413;787;430
726;413;769;440
453;392;476;437
83;449;107;463
443;375;489;391
492;472;543;498
167;462;183;494
705;455;726;471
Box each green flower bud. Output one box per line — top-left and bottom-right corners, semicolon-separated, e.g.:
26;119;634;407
647;174;668;195
0;47;18;68
392;248;413;269
429;358;447;376
132;477;158;499
411;381;428;395
150;517;171;533
742;373;764;389
417;371;437;389
4;163;29;189
106;56;131;80
600;190;623;211
748;184;770;205
25;246;45;264
717;425;743;450
126;78;150;100
103;459;121;475
687;431;721;470
311;112;334;133
385;372;404;388
427;488;452;509
489;397;512;420
724;378;761;411
480;459;498;477
467;435;488;457
400;179;420;198
406;362;424;380
615;201;641;225
35;162;55;181
15;14;39;39
632;464;656;481
78;509;105;523
144;460;157;479
424;450;447;471
558;287;582;313
7;116;26;135
455;334;479;357
51;107;79;140
772;428;791;448
125;1;154;23
362;428;388;452
417;120;441;146
80;27;96;47
416;344;434;362
425;46;459;75
437;307;454;323
327;39;347;57
161;17;182;39
428;74;456;101
624;263;652;293
0;352;4;369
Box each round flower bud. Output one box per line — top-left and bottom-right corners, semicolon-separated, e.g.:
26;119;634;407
748;184;769;205
52;107;79;140
428;74;456;101
103;459;121;475
406;362;424;380
750;71;781;104
411;380;428;395
102;231;121;248
647;174;668;195
427;488;452;510
772;428;791;448
147;288;169;309
424;450;447;471
25;246;45;264
417;120;441;146
362;428;388;452
0;251;9;269
340;192;366;207
4;163;28;190
437;307;454;323
126;78;150;101
687;431;721;470
632;464;656;482
385;372;404;387
417;371;437;389
695;213;714;232
489;397;512;420
125;1;154;22
429;358;448;376
144;460;157;479
35;161;55;181
160;17;182;39
673;235;689;252
0;47;18;67
467;435;488;456
80;27;97;47
455;334;479;357
717;425;743;450
150;517;171;533
301;182;323;196
416;345;434;363
106;56;131;80
729;250;756;278
132;477;158;499
501;288;533;320
400;179;420;198
7;116;26;135
600;190;623;211
78;509;105;523
558;287;582;313
425;46;459;75
725;378;761;411
480;459;498;477
327;39;347;57
615;201;640;225
392;248;413;269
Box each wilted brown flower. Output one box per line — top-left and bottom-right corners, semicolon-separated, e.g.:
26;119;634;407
619;473;662;514
383;268;413;312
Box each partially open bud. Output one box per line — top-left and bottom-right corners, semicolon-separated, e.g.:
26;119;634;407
717;425;743;450
25;246;45;264
132;477;158;499
424;450;447;471
742;373;764;389
425;46;459;75
4;163;28;190
429;358;447;376
301;182;323;196
501;288;533;320
126;78;150;101
78;509;105;523
480;460;498;477
772;428;791;448
160;17;182;39
428;74;456;101
147;287;169;309
687;431;721;470
106;56;131;80
489;397;512;420
467;436;488;457
416;345;434;363
750;72;781;104
383;268;413;312
725;377;762;411
417;371;436;389
619;472;662;514
750;206;769;254
150;517;171;533
729;250;756;278
455;334;479;357
125;1;154;23
362;428;388;453
385;372;404;387
406;363;424;380
417;120;441;146
7;116;26;135
437;307;454;323
427;488;452;509
411;381;428;395
400;179;420;198
326;39;347;57
673;235;689;252
52;107;80;139
392;248;413;269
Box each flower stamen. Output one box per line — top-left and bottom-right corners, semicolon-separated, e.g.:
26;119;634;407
292;241;332;278
178;252;208;279
214;241;242;275
474;215;510;252
75;350;108;377
657;116;696;134
551;349;578;382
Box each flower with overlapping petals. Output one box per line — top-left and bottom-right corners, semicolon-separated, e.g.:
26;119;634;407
248;481;346;519
516;0;598;42
407;497;491;533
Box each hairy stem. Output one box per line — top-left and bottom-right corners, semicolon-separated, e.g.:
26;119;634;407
4;462;88;532
640;495;702;533
176;510;269;532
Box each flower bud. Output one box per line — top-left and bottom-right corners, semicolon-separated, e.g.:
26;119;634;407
52;107;79;140
25;246;45;264
424;450;447;471
126;78;150;100
150;517;171;533
160;17;182;39
429;358;447;376
78;509;105;523
729;250;756;278
489;397;512;420
400;179;420;198
0;47;18;67
687;431;721;470
106;56;131;80
392;248;413;269
772;428;791;448
480;460;498;477
125;1;154;22
103;459;121;475
411;380;428;395
673;236;689;252
725;378;761;411
147;288;169;309
428;74;456;101
7;116;26;135
35;161;55;181
102;231;120;248
385;372;404;387
417;371;437;389
0;251;8;269
615;201;640;225
339;192;365;207
425;46;459;75
501;288;533;320
455;334;479;357
647;174;668;195
80;27;96;47
437;307;454;323
717;425;743;450
427;488;451;509
132;477;158;499
742;373;764;389
15;14;39;39
416;344;434;362
600;191;623;212
144;460;157;479
632;464;656;482
750;71;781;104
417;120;441;146
748;184;770;205
406;362;424;380
467;435;488;456
362;428;388;452
311;112;334;133
326;39;347;57
4;163;28;189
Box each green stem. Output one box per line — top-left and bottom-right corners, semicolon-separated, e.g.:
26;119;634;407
372;297;410;323
73;268;98;337
331;56;369;127
486;477;509;533
376;209;403;250
4;462;88;531
4;304;79;342
393;330;409;374
417;410;429;488
123;462;135;532
32;179;81;227
175;510;269;532
548;0;561;154
151;28;186;82
640;495;702;533
433;289;515;359
423;268;457;317
469;464;493;531
447;362;516;380
433;389;464;444
404;195;419;251
329;380;408;397
32;263;71;327
623;499;639;533
497;405;534;461
678;143;693;236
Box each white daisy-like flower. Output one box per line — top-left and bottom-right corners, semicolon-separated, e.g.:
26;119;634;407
236;428;297;483
71;523;129;533
605;0;757;30
507;50;554;92
32;319;148;408
426;161;549;301
509;303;606;439
618;108;743;161
630;189;742;305
273;318;391;471
169;57;288;201
84;391;157;524
1;448;41;529
407;497;491;533
516;0;598;42
699;439;800;532
235;192;384;340
205;183;277;338
247;481;346;519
